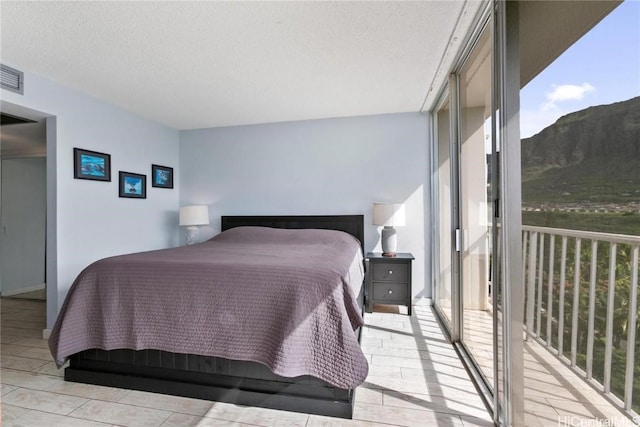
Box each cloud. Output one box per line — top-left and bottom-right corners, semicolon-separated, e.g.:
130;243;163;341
521;82;597;138
543;82;595;110
521;82;597;137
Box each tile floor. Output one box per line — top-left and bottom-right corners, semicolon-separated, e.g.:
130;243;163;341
1;298;494;427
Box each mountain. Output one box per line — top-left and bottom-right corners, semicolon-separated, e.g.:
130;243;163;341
521;96;640;209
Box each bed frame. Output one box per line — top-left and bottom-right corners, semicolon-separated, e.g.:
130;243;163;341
64;215;365;419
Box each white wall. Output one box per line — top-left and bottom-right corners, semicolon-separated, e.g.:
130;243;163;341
180;113;432;299
1;66;180;328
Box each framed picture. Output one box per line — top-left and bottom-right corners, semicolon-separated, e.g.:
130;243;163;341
73;148;111;181
118;171;146;199
151;164;174;189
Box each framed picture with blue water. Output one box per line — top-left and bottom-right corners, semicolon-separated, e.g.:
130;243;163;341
73;148;111;181
151;164;173;189
119;171;146;199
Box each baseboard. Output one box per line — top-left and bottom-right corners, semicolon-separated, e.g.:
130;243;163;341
42;329;52;340
413;297;433;306
1;283;45;297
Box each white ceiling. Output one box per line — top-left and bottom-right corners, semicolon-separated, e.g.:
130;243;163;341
0;1;474;130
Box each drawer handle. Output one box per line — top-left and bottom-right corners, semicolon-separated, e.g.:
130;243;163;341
388;270;393;275
388;289;393;295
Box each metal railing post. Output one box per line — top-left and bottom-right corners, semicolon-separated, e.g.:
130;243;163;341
586;240;598;379
558;236;568;357
526;231;538;337
536;234;545;338
624;245;639;410
604;243;617;394
546;235;555;347
571;238;581;367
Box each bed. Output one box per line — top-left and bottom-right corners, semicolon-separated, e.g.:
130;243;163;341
48;215;366;418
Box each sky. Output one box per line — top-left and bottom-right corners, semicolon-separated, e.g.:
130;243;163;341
520;0;640;138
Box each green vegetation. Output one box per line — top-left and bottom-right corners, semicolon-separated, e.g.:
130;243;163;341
519;97;640;413
523;211;640;236
521;96;640;207
523;158;639;205
524;229;640;411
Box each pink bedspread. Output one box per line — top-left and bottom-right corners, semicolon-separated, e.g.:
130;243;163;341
49;226;368;388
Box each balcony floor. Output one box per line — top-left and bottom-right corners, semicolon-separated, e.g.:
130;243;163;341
462;308;638;426
1;298;493;427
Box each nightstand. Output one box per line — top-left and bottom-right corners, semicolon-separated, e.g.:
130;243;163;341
365;252;414;316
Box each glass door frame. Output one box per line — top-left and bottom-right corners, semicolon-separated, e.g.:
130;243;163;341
452;13;498;416
430;1;524;425
494;2;524;425
431;85;461;341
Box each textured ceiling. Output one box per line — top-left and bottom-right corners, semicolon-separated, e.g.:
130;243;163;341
0;1;471;130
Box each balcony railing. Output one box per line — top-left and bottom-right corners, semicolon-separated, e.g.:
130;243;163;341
523;225;640;416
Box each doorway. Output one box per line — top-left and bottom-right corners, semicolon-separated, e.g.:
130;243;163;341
0;103;49;302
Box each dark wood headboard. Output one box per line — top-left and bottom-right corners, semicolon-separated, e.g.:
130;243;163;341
221;215;364;253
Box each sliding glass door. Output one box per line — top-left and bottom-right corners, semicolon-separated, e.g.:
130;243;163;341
432;3;523;424
433;16;497;388
432;3;524;424
458;23;496;389
434;95;455;330
432;2;523;425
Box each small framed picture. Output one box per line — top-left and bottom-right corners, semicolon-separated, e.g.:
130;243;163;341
74;148;111;181
151;164;173;189
119;171;146;199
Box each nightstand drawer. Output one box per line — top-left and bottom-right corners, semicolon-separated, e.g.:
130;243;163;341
372;263;408;282
372;282;408;302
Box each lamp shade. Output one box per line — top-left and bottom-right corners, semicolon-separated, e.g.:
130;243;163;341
372;203;406;227
179;205;209;226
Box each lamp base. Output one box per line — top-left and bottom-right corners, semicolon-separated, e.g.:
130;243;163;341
381;226;397;257
185;226;199;245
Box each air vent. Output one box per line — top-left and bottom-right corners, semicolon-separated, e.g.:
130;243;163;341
1;64;24;94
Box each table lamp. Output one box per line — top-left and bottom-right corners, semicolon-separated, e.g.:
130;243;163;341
179;205;209;245
372;203;406;257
